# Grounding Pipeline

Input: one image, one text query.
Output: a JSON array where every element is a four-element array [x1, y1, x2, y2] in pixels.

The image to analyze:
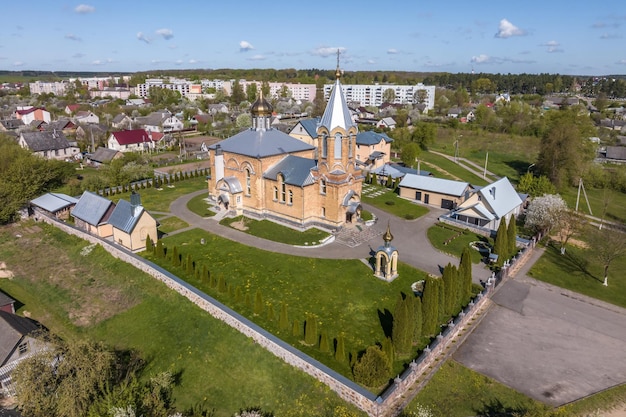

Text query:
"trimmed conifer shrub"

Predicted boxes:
[[335, 333, 346, 363], [235, 286, 243, 303], [459, 247, 473, 305], [201, 265, 208, 283], [421, 275, 439, 337], [319, 331, 330, 353], [185, 254, 194, 274], [507, 214, 517, 259], [266, 303, 275, 322], [381, 336, 394, 367], [353, 345, 391, 387], [209, 272, 217, 289], [292, 319, 301, 338], [392, 294, 412, 356], [145, 235, 152, 253], [218, 275, 227, 293], [171, 246, 180, 267], [279, 302, 289, 330], [412, 295, 423, 344], [304, 314, 318, 346], [493, 217, 509, 266], [254, 290, 263, 315]]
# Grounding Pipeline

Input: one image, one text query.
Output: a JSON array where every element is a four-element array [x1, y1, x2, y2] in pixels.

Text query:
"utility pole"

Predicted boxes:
[[483, 152, 489, 180]]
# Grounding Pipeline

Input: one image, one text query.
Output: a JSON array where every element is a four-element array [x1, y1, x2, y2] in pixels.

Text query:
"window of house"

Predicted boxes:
[[18, 342, 28, 355], [320, 179, 326, 195], [273, 186, 278, 201], [321, 134, 328, 158], [321, 207, 326, 217], [288, 190, 293, 205], [348, 135, 353, 158], [281, 182, 286, 203]]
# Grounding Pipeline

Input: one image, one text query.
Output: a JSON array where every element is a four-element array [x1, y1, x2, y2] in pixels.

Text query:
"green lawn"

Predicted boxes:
[[408, 360, 542, 417], [559, 185, 626, 224], [528, 241, 626, 309], [122, 176, 207, 212], [419, 152, 489, 186], [362, 184, 429, 220], [0, 223, 365, 417], [156, 216, 189, 234], [426, 223, 489, 264], [145, 228, 431, 381], [219, 216, 330, 246], [186, 192, 216, 217]]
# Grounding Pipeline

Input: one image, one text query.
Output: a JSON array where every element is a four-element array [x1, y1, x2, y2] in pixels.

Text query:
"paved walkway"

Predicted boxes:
[[168, 190, 491, 281]]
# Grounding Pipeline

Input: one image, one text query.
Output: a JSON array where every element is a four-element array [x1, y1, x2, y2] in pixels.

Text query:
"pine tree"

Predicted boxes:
[[235, 286, 243, 303], [266, 303, 275, 321], [386, 175, 393, 188], [459, 247, 473, 306], [209, 272, 217, 289], [145, 235, 152, 252], [507, 214, 517, 259], [365, 171, 371, 184], [381, 336, 395, 367], [352, 345, 391, 388], [279, 302, 289, 330], [292, 319, 301, 338], [185, 254, 194, 274], [421, 275, 439, 337], [304, 314, 318, 345], [319, 331, 330, 353], [335, 333, 346, 363], [254, 290, 263, 315], [201, 265, 208, 284], [493, 218, 509, 266], [412, 295, 423, 344], [392, 294, 412, 356]]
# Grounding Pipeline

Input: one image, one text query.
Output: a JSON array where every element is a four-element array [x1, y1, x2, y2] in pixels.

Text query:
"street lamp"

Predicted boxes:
[[527, 163, 535, 173]]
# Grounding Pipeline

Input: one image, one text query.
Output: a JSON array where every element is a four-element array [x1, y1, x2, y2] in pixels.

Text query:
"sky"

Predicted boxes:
[[1, 0, 626, 76]]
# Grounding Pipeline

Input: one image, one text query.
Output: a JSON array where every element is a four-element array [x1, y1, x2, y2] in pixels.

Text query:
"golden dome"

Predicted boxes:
[[250, 90, 273, 117], [383, 222, 394, 243]]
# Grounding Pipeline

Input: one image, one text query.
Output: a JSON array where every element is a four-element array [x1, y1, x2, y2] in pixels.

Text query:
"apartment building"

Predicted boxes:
[[29, 81, 68, 95], [323, 83, 436, 110]]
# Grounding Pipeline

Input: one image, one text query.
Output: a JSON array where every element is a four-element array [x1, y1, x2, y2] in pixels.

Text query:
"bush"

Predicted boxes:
[[385, 200, 395, 206], [352, 345, 391, 387]]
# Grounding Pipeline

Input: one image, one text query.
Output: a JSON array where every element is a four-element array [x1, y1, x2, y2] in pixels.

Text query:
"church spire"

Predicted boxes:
[[319, 49, 354, 132]]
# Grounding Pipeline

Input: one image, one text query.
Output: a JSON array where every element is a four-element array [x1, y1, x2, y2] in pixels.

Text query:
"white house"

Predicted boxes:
[[75, 111, 100, 125], [107, 129, 158, 152]]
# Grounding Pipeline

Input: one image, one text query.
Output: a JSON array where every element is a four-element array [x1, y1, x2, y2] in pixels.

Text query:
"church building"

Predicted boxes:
[[207, 66, 363, 230]]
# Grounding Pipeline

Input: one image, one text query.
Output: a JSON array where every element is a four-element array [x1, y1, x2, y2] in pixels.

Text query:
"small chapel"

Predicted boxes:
[[207, 63, 364, 230]]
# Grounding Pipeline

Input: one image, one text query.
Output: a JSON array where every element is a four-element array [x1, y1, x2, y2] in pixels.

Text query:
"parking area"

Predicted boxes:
[[454, 278, 626, 406]]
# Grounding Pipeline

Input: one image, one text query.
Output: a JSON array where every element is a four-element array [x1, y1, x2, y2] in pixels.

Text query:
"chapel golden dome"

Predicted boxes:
[[250, 90, 273, 117]]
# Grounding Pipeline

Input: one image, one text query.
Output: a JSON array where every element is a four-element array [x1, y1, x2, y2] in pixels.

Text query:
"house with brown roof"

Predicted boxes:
[[0, 290, 15, 314], [64, 104, 81, 115], [107, 129, 157, 152], [18, 130, 81, 160], [13, 106, 51, 125]]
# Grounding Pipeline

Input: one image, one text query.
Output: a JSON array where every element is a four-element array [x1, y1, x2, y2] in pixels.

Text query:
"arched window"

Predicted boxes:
[[348, 134, 353, 158], [278, 174, 286, 202], [273, 186, 278, 200], [320, 179, 326, 195], [245, 168, 251, 195], [288, 190, 293, 205], [321, 134, 328, 158], [334, 133, 342, 159]]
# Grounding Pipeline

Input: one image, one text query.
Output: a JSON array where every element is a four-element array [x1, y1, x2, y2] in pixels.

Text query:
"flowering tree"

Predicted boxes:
[[524, 194, 567, 235]]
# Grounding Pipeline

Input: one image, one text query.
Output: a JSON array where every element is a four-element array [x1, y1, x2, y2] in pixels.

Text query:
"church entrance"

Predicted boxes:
[[217, 194, 230, 210]]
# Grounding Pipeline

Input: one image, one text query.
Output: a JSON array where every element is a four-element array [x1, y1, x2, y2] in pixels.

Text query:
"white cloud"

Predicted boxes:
[[175, 60, 183, 65], [188, 59, 198, 64], [600, 33, 621, 39], [65, 34, 81, 41], [156, 28, 174, 40], [387, 48, 399, 54], [311, 46, 346, 57], [495, 19, 526, 38], [239, 41, 254, 51], [13, 61, 23, 67], [75, 4, 95, 14], [617, 59, 626, 65], [91, 60, 103, 65], [137, 32, 151, 44], [471, 54, 491, 64], [542, 40, 563, 53], [72, 53, 85, 58], [248, 54, 266, 61]]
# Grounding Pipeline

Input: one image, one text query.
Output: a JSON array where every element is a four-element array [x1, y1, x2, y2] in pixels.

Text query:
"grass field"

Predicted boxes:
[[186, 192, 216, 218], [145, 228, 432, 381], [0, 222, 365, 417], [419, 152, 490, 186], [528, 240, 626, 309], [219, 216, 331, 246], [426, 223, 490, 264], [156, 216, 189, 234], [559, 184, 626, 224], [361, 184, 429, 220]]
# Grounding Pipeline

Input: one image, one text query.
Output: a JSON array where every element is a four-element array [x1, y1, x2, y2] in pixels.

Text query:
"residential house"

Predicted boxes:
[[75, 110, 100, 125], [376, 117, 397, 130], [605, 146, 626, 161], [108, 192, 158, 251], [125, 98, 147, 107], [288, 117, 320, 151], [355, 131, 393, 169], [64, 104, 81, 115], [0, 311, 47, 396], [447, 176, 524, 231], [18, 130, 81, 160], [398, 174, 472, 210], [45, 118, 77, 136], [111, 113, 133, 130], [87, 147, 123, 167], [76, 124, 109, 151], [0, 119, 24, 132], [134, 110, 183, 133], [0, 290, 15, 314], [208, 103, 230, 115], [447, 107, 462, 118], [30, 120, 48, 130], [13, 106, 51, 125], [107, 129, 156, 152], [190, 113, 211, 127], [543, 96, 580, 109], [30, 193, 79, 220], [71, 191, 116, 237], [369, 163, 431, 181], [355, 106, 375, 119]]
